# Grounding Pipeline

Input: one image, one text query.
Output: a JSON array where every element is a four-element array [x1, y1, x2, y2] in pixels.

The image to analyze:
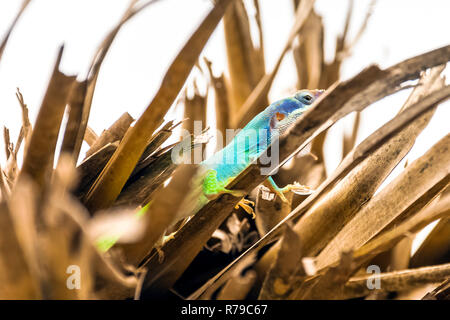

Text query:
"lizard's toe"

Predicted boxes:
[[288, 182, 315, 195], [235, 198, 256, 219]]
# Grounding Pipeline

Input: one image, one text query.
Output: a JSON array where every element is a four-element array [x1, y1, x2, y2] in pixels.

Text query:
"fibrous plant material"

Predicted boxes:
[[0, 1, 449, 301]]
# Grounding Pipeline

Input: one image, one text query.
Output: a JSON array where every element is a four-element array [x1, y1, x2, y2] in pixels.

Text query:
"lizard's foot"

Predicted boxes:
[[267, 177, 314, 203], [280, 181, 314, 196], [235, 198, 256, 219]]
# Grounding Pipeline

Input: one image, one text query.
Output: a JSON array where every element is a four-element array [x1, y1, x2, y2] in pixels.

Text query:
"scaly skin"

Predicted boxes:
[[194, 89, 324, 213]]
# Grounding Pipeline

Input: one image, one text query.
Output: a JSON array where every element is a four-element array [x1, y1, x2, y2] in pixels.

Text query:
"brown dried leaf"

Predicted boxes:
[[259, 224, 304, 299], [19, 47, 77, 193], [217, 270, 257, 300], [71, 0, 161, 160], [224, 0, 266, 114], [316, 134, 450, 270], [85, 112, 134, 158], [341, 262, 450, 300], [233, 0, 315, 128], [410, 217, 450, 267], [119, 164, 198, 267]]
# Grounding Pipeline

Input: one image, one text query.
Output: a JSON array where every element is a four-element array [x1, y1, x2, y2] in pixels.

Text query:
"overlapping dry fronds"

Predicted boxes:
[[0, 0, 448, 300]]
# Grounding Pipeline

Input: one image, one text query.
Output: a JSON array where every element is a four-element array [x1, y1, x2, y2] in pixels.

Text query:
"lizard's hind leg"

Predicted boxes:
[[203, 169, 256, 218], [202, 169, 246, 200]]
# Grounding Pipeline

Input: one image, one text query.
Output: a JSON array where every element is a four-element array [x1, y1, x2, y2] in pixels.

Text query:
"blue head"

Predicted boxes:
[[265, 89, 324, 135]]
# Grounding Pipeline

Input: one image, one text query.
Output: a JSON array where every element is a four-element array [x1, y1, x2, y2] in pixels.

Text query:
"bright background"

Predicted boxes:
[[0, 0, 449, 253]]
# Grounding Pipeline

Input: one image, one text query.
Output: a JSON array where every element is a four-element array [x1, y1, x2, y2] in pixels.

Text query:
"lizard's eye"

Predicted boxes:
[[303, 94, 313, 103], [276, 112, 285, 121]]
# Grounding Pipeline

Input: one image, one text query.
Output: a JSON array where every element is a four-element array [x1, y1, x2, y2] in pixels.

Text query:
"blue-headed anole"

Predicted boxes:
[[96, 89, 324, 252]]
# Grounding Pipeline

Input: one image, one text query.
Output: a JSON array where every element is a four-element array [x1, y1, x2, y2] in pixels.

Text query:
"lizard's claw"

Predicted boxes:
[[267, 176, 314, 203], [283, 181, 315, 196], [235, 198, 256, 219]]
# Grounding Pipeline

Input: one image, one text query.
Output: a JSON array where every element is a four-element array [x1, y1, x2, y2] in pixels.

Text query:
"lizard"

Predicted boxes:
[[180, 89, 324, 219], [96, 89, 324, 253]]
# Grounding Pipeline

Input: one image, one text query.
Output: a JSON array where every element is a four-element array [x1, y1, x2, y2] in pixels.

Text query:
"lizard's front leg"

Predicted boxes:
[[266, 176, 314, 203]]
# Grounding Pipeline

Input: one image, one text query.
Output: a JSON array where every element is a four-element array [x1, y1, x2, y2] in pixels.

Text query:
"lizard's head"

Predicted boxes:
[[269, 89, 324, 134]]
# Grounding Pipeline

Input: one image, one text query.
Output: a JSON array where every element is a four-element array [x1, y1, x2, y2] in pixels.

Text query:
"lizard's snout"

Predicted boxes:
[[311, 89, 325, 98]]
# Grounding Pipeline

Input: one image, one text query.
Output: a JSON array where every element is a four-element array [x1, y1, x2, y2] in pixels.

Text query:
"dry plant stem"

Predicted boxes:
[[234, 0, 315, 128], [410, 217, 450, 267], [0, 165, 10, 199], [259, 225, 305, 299], [342, 112, 360, 157], [37, 156, 140, 299], [85, 0, 235, 213], [293, 11, 323, 90], [3, 127, 11, 159], [75, 142, 119, 200], [316, 133, 450, 270], [292, 251, 356, 300], [84, 126, 99, 146], [54, 195, 139, 300], [217, 270, 257, 300], [8, 178, 42, 293], [253, 0, 265, 64], [130, 121, 177, 177], [255, 183, 293, 236], [15, 88, 32, 155], [182, 90, 207, 136], [389, 237, 413, 271], [13, 127, 24, 160], [349, 182, 450, 267], [0, 203, 38, 298], [85, 112, 134, 158], [114, 147, 179, 207], [224, 0, 266, 114], [70, 0, 160, 161], [59, 80, 88, 161], [295, 181, 450, 300], [341, 262, 450, 300], [204, 58, 230, 149], [256, 65, 445, 277], [422, 279, 450, 300], [0, 0, 31, 64], [187, 47, 450, 299], [119, 164, 198, 266], [18, 47, 77, 194]]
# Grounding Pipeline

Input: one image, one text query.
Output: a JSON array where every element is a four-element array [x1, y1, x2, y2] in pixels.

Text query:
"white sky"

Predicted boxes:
[[0, 0, 448, 164]]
